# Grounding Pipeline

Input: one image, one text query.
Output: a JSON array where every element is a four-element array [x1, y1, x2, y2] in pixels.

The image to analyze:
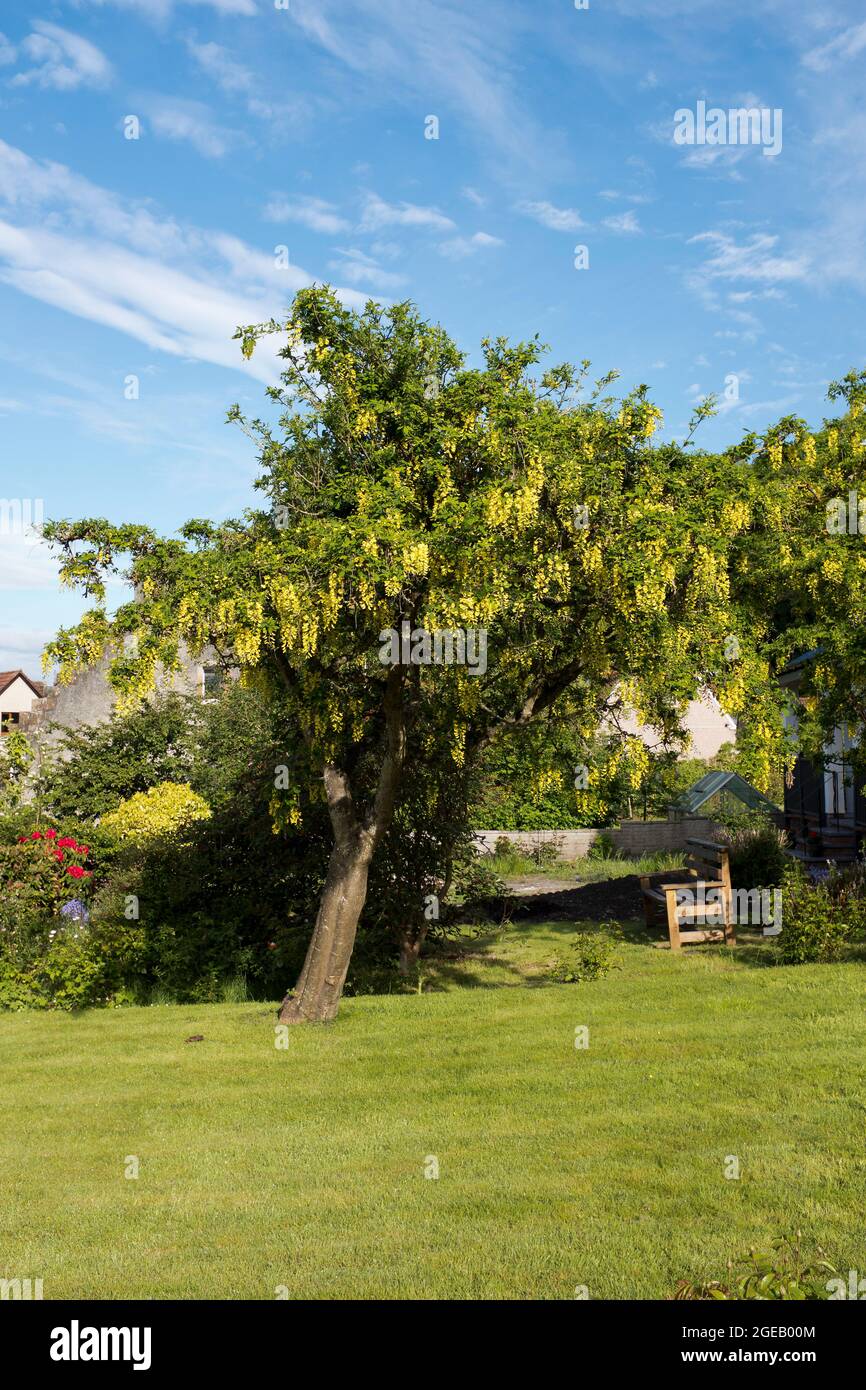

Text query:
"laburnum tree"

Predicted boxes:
[[44, 286, 782, 1024], [735, 370, 866, 779]]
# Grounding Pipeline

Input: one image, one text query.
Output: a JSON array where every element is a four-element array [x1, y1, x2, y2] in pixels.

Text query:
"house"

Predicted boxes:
[[0, 670, 45, 733], [18, 645, 229, 744], [602, 689, 737, 760], [779, 652, 866, 863]]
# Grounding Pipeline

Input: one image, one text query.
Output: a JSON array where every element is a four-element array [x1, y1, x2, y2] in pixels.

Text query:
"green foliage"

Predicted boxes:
[[547, 930, 618, 983], [41, 694, 197, 821], [0, 729, 33, 810], [100, 781, 211, 845], [721, 819, 790, 889], [775, 864, 862, 965], [0, 824, 139, 1011], [673, 1233, 837, 1301]]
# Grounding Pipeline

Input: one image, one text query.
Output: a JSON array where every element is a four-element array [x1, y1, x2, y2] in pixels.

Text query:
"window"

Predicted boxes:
[[202, 667, 223, 699], [1, 711, 20, 734]]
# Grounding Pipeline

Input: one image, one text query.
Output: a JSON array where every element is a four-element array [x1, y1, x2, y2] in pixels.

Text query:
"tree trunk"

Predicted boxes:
[[279, 667, 406, 1024], [279, 835, 373, 1023], [397, 927, 427, 977]]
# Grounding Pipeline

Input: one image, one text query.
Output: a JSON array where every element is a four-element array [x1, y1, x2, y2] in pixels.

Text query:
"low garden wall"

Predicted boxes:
[[474, 816, 723, 861]]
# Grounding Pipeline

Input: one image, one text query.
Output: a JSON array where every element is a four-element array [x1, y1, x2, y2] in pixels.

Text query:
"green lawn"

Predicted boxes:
[[2, 919, 865, 1300]]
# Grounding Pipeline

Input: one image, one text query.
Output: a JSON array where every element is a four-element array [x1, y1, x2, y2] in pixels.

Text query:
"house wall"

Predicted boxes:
[[0, 675, 41, 717], [20, 647, 217, 743], [603, 691, 736, 760]]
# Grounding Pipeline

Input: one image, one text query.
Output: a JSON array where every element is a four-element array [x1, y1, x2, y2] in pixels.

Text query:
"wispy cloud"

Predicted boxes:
[[801, 21, 866, 73], [359, 192, 455, 233], [602, 210, 642, 234], [0, 140, 370, 384], [289, 0, 569, 181], [437, 231, 503, 259], [327, 248, 407, 291], [264, 195, 351, 235], [517, 200, 584, 232], [9, 21, 112, 91], [687, 231, 810, 285], [74, 0, 257, 16], [142, 96, 239, 158]]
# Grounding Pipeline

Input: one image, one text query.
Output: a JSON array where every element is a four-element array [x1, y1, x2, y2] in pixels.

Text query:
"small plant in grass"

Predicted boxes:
[[672, 1233, 838, 1300], [548, 928, 618, 983]]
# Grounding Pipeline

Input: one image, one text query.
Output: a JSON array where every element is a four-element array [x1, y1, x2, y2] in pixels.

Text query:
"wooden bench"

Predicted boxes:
[[640, 838, 735, 951]]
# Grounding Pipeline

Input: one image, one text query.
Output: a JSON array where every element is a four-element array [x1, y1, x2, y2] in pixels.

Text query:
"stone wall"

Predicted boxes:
[[474, 817, 724, 861]]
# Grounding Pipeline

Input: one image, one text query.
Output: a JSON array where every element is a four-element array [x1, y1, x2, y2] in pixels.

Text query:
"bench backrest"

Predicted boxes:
[[685, 838, 731, 889]]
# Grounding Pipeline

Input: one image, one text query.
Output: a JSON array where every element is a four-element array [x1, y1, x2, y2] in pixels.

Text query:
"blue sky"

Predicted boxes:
[[1, 0, 864, 674]]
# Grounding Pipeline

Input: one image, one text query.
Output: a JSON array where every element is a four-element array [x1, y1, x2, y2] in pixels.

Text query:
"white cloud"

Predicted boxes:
[[461, 186, 486, 207], [186, 39, 255, 94], [359, 192, 455, 233], [143, 97, 238, 159], [74, 0, 257, 15], [0, 534, 59, 592], [598, 189, 651, 203], [0, 32, 16, 66], [327, 249, 407, 292], [688, 231, 809, 285], [517, 200, 584, 232], [602, 210, 642, 234], [0, 140, 370, 385], [10, 21, 112, 91], [0, 624, 54, 676], [264, 195, 350, 235], [802, 21, 866, 73], [437, 231, 504, 259], [289, 0, 567, 179]]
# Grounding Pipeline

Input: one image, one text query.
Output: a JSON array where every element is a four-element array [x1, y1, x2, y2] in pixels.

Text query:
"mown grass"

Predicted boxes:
[[1, 918, 864, 1300]]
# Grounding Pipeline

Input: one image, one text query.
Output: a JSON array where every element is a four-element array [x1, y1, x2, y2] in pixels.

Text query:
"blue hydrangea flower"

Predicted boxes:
[[61, 899, 90, 924]]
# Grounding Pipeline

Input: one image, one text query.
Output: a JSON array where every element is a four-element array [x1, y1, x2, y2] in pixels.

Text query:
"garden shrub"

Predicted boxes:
[[40, 694, 198, 821], [100, 782, 211, 845], [0, 826, 140, 1010], [775, 864, 862, 965], [721, 817, 790, 889]]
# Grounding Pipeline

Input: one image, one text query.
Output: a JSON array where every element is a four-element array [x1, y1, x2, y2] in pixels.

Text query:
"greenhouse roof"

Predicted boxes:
[[673, 770, 780, 816]]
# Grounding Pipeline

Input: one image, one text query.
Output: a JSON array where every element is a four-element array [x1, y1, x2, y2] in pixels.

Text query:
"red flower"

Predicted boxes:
[[54, 850, 64, 862], [78, 846, 90, 856], [66, 865, 86, 879], [30, 831, 43, 840], [44, 828, 58, 840], [17, 835, 26, 843], [57, 837, 78, 849]]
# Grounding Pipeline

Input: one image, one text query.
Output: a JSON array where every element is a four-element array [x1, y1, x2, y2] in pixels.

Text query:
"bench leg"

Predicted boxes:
[[640, 877, 655, 929], [665, 891, 682, 951], [723, 890, 735, 948]]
